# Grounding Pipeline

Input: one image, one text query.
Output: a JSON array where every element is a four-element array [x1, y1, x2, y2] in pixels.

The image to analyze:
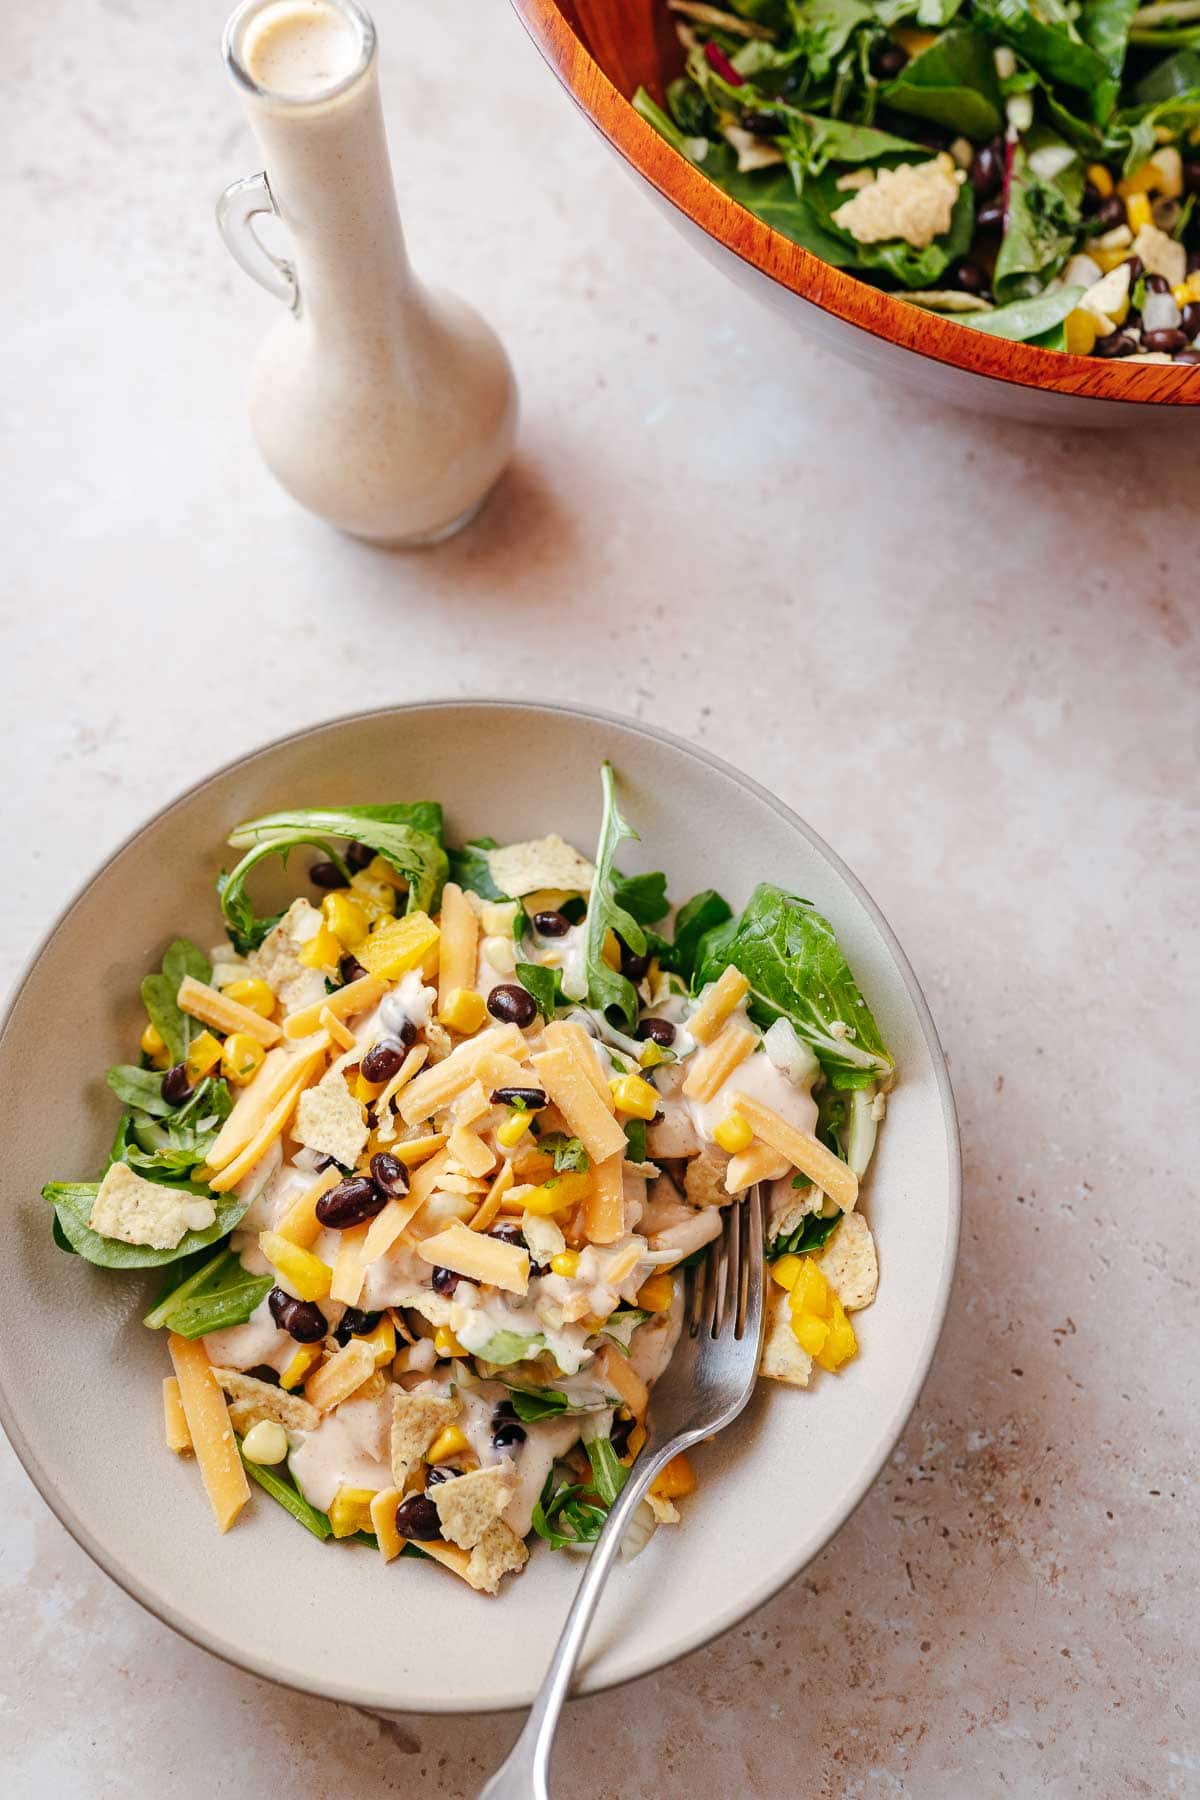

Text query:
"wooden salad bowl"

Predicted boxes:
[[511, 0, 1200, 424]]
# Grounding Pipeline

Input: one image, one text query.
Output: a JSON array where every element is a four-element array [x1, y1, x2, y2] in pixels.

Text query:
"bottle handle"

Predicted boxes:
[[216, 171, 299, 312]]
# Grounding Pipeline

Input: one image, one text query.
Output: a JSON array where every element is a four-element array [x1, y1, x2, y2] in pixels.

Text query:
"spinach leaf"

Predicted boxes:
[[538, 1133, 590, 1174], [1081, 0, 1140, 118], [163, 1272, 274, 1339], [43, 1181, 249, 1270], [106, 1064, 175, 1117], [243, 1454, 332, 1540], [623, 1118, 648, 1165], [662, 889, 733, 982], [225, 804, 448, 921], [515, 961, 566, 1020], [611, 870, 670, 926], [974, 0, 1110, 89], [768, 1211, 843, 1258], [144, 1245, 235, 1327], [448, 836, 509, 901], [583, 764, 649, 1033], [1133, 47, 1200, 101], [118, 1075, 232, 1181], [881, 28, 1004, 137], [808, 162, 977, 287], [956, 282, 1085, 337], [141, 938, 211, 1063], [531, 1471, 609, 1549], [994, 132, 1084, 302], [693, 883, 892, 1089], [52, 1213, 78, 1255], [585, 1436, 630, 1506], [789, 0, 875, 80]]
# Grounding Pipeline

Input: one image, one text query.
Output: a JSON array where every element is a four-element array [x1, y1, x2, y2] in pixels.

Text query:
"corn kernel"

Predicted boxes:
[[426, 1423, 470, 1464], [298, 924, 341, 970], [347, 880, 395, 926], [770, 1253, 805, 1292], [355, 1315, 396, 1366], [259, 1230, 332, 1302], [1125, 192, 1153, 233], [184, 1030, 224, 1086], [639, 1040, 666, 1070], [1064, 308, 1097, 357], [497, 1111, 532, 1148], [241, 1419, 288, 1465], [650, 1451, 696, 1500], [321, 890, 369, 949], [480, 901, 519, 936], [1118, 162, 1158, 200], [1186, 272, 1200, 302], [1092, 245, 1132, 275], [279, 1343, 323, 1389], [438, 987, 488, 1035], [328, 1486, 377, 1538], [713, 1110, 754, 1154], [355, 912, 440, 981], [221, 976, 275, 1018], [792, 1311, 830, 1356], [1086, 162, 1113, 198], [481, 935, 516, 974], [637, 1271, 675, 1313], [434, 1325, 465, 1358], [140, 1021, 166, 1060], [550, 1250, 581, 1278], [521, 1170, 592, 1216], [814, 1295, 858, 1373], [1172, 283, 1192, 308], [608, 1073, 660, 1120], [222, 1031, 266, 1086]]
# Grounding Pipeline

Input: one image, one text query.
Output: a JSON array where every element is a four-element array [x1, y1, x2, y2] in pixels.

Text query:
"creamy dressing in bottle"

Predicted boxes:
[[220, 0, 517, 544]]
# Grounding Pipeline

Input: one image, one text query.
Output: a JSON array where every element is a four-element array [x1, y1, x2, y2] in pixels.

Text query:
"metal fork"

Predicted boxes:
[[479, 1186, 766, 1800]]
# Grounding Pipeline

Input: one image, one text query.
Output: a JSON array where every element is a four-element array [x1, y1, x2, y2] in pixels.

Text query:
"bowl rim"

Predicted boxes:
[[0, 698, 961, 1711], [511, 0, 1200, 410]]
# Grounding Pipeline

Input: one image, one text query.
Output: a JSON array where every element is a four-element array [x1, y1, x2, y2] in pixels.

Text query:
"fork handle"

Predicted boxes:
[[478, 1436, 689, 1800]]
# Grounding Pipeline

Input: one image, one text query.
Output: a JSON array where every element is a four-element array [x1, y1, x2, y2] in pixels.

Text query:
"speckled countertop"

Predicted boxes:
[[2, 1, 1197, 1794]]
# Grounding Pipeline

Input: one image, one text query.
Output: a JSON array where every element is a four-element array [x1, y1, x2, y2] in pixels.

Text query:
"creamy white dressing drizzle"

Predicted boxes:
[[683, 1032, 818, 1141], [288, 1400, 394, 1513], [203, 1292, 293, 1373]]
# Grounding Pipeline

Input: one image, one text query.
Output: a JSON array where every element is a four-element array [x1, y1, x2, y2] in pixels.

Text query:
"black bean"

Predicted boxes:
[[1145, 272, 1170, 295], [309, 860, 345, 889], [490, 1224, 526, 1250], [1173, 347, 1200, 362], [339, 955, 367, 985], [486, 984, 538, 1028], [1123, 255, 1144, 285], [361, 1036, 408, 1083], [370, 1152, 410, 1197], [490, 1086, 548, 1109], [161, 1063, 193, 1105], [493, 1400, 518, 1420], [1143, 328, 1189, 352], [316, 1175, 387, 1229], [424, 1465, 460, 1487], [1092, 328, 1140, 358], [268, 1287, 327, 1343], [871, 40, 909, 78], [635, 1017, 677, 1047], [954, 260, 989, 295], [976, 199, 1005, 232], [492, 1420, 527, 1451], [334, 1306, 382, 1345], [1082, 181, 1102, 216], [1184, 161, 1200, 196], [431, 1266, 460, 1297], [616, 934, 651, 982], [1181, 303, 1200, 340], [1188, 247, 1200, 274], [247, 1364, 282, 1386], [531, 909, 570, 937], [1093, 194, 1126, 231], [394, 1494, 442, 1540], [969, 139, 1003, 197], [345, 841, 374, 871], [610, 1413, 635, 1457], [740, 107, 786, 136]]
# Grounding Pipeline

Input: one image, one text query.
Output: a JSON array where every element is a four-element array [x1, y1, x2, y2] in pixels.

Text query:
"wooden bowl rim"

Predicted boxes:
[[512, 0, 1200, 408]]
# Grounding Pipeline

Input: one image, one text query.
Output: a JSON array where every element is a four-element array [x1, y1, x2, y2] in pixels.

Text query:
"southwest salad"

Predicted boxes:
[[636, 0, 1200, 363], [46, 766, 890, 1593]]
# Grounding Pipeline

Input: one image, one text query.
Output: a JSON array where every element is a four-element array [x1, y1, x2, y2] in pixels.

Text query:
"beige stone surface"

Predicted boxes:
[[2, 0, 1197, 1794]]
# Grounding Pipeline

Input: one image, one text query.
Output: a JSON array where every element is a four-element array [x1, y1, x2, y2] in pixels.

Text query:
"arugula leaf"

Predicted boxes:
[[956, 282, 1085, 338], [585, 1436, 630, 1506], [881, 28, 1004, 137], [993, 132, 1085, 303], [531, 1471, 609, 1549], [538, 1133, 590, 1174], [768, 1211, 843, 1258], [476, 1329, 546, 1367], [141, 938, 211, 1063], [583, 764, 648, 1032], [43, 1181, 249, 1270], [242, 1454, 332, 1540], [515, 961, 566, 1021], [693, 883, 892, 1090], [225, 804, 448, 927], [502, 1384, 609, 1422], [600, 1307, 652, 1352], [448, 837, 509, 901], [611, 870, 670, 926]]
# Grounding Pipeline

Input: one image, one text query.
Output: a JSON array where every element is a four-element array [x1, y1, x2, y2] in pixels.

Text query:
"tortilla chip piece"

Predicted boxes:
[[816, 1210, 878, 1311], [294, 1074, 368, 1170], [486, 834, 594, 899], [212, 1367, 320, 1433], [759, 1285, 813, 1388], [466, 1520, 529, 1593], [684, 1144, 732, 1209], [646, 1491, 680, 1525], [248, 898, 329, 1014], [389, 1391, 461, 1487], [432, 1462, 517, 1550]]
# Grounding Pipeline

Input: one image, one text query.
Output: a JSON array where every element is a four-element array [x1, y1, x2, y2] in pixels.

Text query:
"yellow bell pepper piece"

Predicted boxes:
[[814, 1295, 858, 1372], [792, 1312, 830, 1357], [328, 1486, 378, 1538], [426, 1424, 470, 1465], [636, 1271, 675, 1313], [355, 1316, 396, 1367], [184, 1031, 224, 1086], [298, 924, 341, 970], [770, 1254, 804, 1292], [259, 1231, 333, 1303], [650, 1451, 696, 1500], [521, 1170, 592, 1216], [321, 891, 369, 949], [355, 911, 440, 981], [279, 1343, 324, 1390]]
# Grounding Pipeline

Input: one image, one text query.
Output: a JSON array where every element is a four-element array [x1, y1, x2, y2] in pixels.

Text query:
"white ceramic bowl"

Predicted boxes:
[[0, 702, 959, 1711]]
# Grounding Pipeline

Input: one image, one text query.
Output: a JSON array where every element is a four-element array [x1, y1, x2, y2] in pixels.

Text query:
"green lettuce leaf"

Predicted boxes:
[[141, 939, 211, 1064], [583, 764, 648, 1032], [882, 28, 1004, 137], [956, 283, 1085, 338], [448, 836, 509, 900]]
